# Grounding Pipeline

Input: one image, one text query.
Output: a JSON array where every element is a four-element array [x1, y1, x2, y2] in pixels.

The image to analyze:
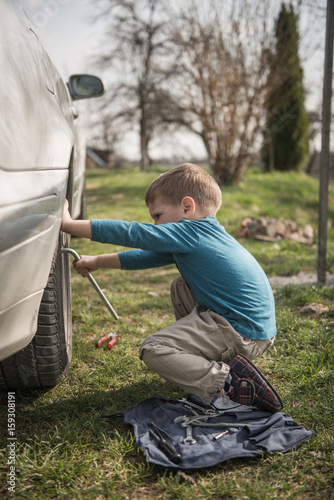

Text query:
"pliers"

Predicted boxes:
[[95, 333, 119, 350]]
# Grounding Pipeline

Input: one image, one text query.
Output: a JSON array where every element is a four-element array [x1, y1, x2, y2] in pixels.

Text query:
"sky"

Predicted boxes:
[[20, 0, 102, 79], [19, 0, 328, 159], [19, 0, 327, 93], [19, 0, 207, 159]]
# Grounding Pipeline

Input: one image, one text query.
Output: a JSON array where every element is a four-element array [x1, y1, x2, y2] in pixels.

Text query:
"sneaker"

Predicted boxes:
[[228, 355, 283, 413]]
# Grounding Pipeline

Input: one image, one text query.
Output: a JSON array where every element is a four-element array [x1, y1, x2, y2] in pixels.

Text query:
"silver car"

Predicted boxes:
[[0, 0, 104, 389]]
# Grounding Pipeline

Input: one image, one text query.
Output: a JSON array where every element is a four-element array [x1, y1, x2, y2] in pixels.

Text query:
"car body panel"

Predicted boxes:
[[0, 169, 67, 305], [0, 168, 68, 360], [0, 3, 74, 172], [0, 292, 43, 362], [0, 0, 104, 362]]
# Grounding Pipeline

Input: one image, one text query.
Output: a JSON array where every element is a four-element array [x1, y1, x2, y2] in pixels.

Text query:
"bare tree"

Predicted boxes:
[[160, 0, 275, 184], [92, 102, 123, 166], [92, 0, 172, 170], [90, 0, 323, 181]]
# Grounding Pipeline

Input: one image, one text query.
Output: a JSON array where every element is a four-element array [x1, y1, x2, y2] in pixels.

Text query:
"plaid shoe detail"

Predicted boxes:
[[231, 379, 256, 406], [229, 355, 283, 413]]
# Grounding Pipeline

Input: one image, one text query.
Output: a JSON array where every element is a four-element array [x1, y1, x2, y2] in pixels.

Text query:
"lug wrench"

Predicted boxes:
[[61, 247, 119, 320]]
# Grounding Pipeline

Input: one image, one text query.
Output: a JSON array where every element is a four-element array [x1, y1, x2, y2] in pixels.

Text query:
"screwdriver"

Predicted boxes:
[[149, 424, 181, 464]]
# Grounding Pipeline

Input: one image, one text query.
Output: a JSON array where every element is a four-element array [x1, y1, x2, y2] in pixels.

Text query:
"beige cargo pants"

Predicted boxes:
[[140, 276, 275, 404]]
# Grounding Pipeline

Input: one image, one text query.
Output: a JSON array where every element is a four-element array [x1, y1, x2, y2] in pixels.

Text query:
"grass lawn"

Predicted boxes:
[[1, 166, 333, 499]]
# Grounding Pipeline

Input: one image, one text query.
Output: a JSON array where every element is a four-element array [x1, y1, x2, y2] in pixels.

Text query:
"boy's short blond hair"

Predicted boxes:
[[145, 163, 222, 216]]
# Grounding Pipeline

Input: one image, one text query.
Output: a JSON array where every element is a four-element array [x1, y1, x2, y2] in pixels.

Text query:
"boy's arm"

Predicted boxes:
[[61, 201, 121, 276], [61, 200, 92, 239]]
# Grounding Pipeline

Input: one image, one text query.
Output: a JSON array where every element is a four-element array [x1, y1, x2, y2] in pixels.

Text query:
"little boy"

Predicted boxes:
[[61, 163, 282, 412]]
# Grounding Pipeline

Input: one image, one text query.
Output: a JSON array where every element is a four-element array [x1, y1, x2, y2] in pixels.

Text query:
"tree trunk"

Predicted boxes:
[[140, 115, 150, 170]]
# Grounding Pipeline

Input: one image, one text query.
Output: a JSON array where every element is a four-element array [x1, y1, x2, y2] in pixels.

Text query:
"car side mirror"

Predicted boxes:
[[67, 74, 104, 100]]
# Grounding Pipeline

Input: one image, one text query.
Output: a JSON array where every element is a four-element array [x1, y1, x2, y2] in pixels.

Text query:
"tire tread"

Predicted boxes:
[[0, 234, 72, 390]]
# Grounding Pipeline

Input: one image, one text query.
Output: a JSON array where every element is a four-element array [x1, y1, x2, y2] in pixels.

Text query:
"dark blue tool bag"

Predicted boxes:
[[123, 396, 315, 470]]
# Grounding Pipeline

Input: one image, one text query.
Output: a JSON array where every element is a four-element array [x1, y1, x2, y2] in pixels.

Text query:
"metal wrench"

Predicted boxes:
[[177, 398, 217, 414], [174, 412, 221, 426], [183, 425, 196, 444], [175, 413, 247, 429], [185, 420, 246, 428], [61, 247, 119, 320]]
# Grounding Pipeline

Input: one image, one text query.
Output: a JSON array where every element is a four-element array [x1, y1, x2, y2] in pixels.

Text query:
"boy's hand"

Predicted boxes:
[[61, 199, 72, 231], [60, 199, 92, 238], [73, 255, 99, 278]]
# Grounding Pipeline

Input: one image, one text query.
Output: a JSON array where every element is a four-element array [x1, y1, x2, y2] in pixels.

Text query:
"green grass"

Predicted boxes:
[[1, 166, 334, 499]]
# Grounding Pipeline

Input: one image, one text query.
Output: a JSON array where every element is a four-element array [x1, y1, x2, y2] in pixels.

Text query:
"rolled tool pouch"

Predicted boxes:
[[123, 397, 315, 470]]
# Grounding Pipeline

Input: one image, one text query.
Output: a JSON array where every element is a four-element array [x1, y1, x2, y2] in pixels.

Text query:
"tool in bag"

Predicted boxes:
[[149, 422, 181, 464], [174, 412, 247, 429], [212, 430, 229, 441]]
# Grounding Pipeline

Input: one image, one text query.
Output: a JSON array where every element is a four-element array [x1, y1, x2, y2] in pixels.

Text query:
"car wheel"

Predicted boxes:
[[0, 233, 72, 390]]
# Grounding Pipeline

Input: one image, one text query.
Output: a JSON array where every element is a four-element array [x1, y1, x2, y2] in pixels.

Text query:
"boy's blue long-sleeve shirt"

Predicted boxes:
[[91, 217, 276, 340]]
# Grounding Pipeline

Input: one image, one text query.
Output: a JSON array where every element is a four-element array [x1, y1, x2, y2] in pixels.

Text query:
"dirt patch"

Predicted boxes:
[[269, 272, 334, 288]]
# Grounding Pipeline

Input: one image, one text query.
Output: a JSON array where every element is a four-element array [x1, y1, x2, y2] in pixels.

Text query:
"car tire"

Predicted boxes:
[[0, 232, 72, 390]]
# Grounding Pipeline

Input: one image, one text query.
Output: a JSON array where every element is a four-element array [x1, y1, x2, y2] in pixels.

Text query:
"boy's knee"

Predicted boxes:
[[141, 347, 152, 367], [140, 338, 175, 373], [140, 344, 164, 374], [140, 336, 158, 361]]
